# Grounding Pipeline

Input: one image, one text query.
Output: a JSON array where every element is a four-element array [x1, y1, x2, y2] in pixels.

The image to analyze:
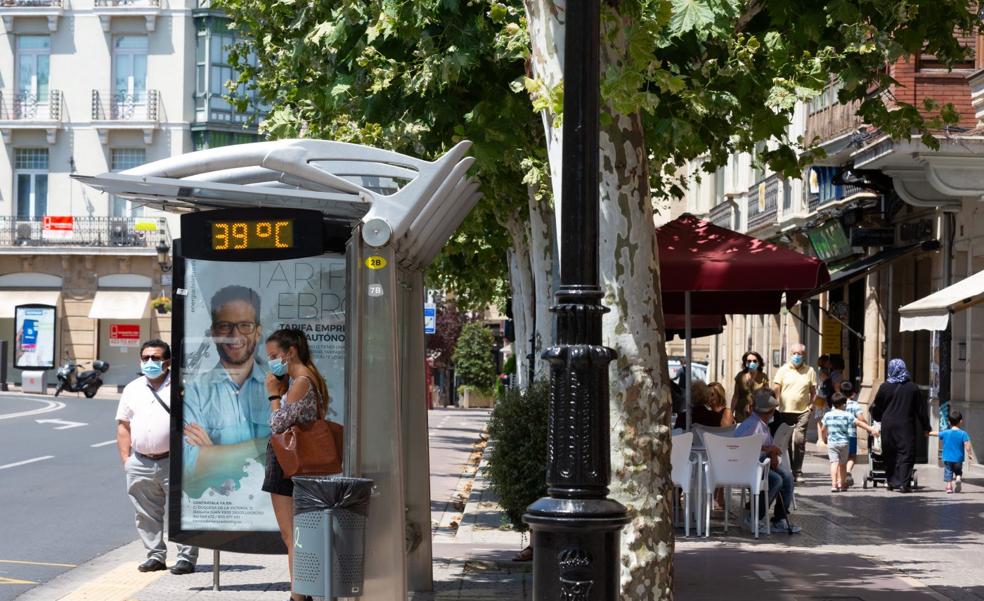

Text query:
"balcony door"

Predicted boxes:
[[15, 149, 49, 219], [15, 36, 50, 119], [112, 36, 148, 119]]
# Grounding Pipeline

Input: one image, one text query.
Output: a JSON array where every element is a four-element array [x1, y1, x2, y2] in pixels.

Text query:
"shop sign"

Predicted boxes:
[[109, 324, 141, 347], [850, 227, 895, 247], [807, 219, 853, 262], [821, 315, 843, 356], [899, 220, 933, 243], [42, 216, 73, 240]]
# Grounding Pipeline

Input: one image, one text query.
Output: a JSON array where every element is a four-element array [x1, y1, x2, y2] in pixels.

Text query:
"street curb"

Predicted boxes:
[[14, 540, 144, 601], [433, 430, 487, 542]]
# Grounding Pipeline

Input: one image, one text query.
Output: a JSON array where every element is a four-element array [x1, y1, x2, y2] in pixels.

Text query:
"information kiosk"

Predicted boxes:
[[76, 139, 481, 600]]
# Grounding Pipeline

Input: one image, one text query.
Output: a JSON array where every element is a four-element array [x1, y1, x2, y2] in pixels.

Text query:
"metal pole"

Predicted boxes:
[[685, 291, 692, 431], [212, 549, 220, 591], [524, 0, 629, 598]]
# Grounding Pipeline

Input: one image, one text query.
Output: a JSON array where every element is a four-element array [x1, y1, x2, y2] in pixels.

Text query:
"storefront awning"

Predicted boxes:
[[0, 290, 61, 318], [899, 269, 984, 332], [88, 289, 151, 319], [806, 240, 940, 297]]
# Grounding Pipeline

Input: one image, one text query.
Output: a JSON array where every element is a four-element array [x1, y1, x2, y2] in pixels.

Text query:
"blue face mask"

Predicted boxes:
[[268, 357, 287, 377], [791, 355, 803, 367], [747, 361, 759, 371], [141, 360, 164, 379]]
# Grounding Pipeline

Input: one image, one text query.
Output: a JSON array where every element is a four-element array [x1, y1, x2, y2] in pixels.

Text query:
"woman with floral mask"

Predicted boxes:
[[731, 351, 769, 422], [262, 328, 329, 601]]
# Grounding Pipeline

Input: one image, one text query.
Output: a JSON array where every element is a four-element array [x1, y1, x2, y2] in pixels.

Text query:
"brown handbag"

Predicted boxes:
[[271, 419, 344, 478]]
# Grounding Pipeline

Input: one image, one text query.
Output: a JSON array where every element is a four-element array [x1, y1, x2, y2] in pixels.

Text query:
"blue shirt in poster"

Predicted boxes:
[[939, 428, 971, 463]]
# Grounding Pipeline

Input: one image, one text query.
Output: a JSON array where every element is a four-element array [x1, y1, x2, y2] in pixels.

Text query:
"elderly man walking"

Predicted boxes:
[[772, 343, 817, 482]]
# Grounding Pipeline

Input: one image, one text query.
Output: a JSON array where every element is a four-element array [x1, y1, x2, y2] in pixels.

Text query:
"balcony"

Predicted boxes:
[[707, 197, 738, 231], [93, 0, 161, 31], [0, 0, 64, 32], [0, 216, 170, 255], [0, 89, 62, 143], [805, 98, 863, 148], [91, 89, 159, 144], [746, 175, 780, 232]]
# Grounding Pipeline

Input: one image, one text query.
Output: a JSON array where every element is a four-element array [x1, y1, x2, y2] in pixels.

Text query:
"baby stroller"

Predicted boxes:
[[863, 422, 918, 489]]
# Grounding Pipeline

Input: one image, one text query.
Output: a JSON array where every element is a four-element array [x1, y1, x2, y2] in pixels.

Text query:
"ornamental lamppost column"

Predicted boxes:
[[523, 1, 629, 599]]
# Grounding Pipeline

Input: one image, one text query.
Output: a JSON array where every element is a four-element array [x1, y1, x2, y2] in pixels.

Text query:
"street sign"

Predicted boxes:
[[424, 303, 436, 334]]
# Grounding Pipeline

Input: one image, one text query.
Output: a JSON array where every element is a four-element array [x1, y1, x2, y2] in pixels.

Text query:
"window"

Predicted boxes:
[[195, 17, 260, 125], [113, 36, 148, 104], [15, 149, 49, 219], [192, 130, 260, 151], [16, 36, 50, 117], [110, 148, 146, 217]]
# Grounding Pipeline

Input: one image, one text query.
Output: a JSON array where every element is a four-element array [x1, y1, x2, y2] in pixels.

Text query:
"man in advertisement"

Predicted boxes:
[[183, 285, 271, 497]]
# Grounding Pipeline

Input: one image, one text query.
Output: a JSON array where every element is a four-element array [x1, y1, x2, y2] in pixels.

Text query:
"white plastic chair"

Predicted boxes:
[[703, 432, 771, 538], [771, 422, 796, 510], [671, 432, 698, 537], [691, 423, 738, 447]]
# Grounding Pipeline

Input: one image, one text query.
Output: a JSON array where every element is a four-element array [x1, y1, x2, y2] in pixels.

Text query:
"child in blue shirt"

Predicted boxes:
[[821, 393, 879, 492], [930, 411, 974, 493], [840, 382, 867, 487]]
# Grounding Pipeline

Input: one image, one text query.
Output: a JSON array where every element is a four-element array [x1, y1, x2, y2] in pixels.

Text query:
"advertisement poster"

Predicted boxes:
[[179, 255, 346, 532], [14, 305, 56, 369], [109, 324, 141, 348]]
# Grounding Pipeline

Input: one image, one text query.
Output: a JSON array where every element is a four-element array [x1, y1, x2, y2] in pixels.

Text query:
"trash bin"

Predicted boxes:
[[292, 476, 373, 599]]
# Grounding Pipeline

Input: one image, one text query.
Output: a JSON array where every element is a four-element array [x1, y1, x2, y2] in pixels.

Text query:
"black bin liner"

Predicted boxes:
[[293, 476, 373, 516]]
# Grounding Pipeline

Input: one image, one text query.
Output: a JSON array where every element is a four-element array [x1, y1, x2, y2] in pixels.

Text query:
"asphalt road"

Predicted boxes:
[[0, 392, 135, 601], [0, 394, 491, 601]]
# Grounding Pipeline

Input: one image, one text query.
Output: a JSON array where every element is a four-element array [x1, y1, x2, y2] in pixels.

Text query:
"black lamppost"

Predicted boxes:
[[523, 1, 629, 599]]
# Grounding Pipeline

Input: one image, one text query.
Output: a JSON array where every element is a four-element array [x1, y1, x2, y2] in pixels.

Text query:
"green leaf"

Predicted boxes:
[[668, 0, 715, 36]]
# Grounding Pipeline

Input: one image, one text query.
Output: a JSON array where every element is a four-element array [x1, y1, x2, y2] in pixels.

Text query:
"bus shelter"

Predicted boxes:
[[76, 139, 482, 600]]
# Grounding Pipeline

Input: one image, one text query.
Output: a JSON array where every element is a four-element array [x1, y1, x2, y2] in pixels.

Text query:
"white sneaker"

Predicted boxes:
[[954, 479, 962, 493], [772, 518, 802, 534], [743, 515, 769, 534]]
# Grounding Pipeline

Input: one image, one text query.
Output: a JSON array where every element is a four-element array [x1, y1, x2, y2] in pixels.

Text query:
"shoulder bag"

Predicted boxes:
[[271, 419, 344, 478]]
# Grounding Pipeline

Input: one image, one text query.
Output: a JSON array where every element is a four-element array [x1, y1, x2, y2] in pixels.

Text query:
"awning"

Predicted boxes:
[[899, 269, 984, 332], [0, 290, 61, 318], [806, 240, 940, 297], [665, 314, 725, 340], [88, 289, 151, 319], [657, 214, 830, 314]]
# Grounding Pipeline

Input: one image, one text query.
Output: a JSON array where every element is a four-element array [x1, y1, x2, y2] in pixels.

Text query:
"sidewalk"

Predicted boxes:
[[15, 433, 984, 600]]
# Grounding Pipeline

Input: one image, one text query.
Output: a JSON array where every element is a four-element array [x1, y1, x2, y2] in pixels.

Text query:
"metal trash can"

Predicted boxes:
[[292, 476, 373, 599]]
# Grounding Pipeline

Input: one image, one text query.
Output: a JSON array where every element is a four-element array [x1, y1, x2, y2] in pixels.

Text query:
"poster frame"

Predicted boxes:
[[13, 303, 57, 371], [167, 210, 353, 554]]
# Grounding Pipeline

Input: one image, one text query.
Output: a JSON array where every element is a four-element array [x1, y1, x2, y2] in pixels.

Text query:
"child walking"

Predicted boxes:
[[930, 411, 974, 493], [840, 382, 868, 487], [821, 393, 880, 492]]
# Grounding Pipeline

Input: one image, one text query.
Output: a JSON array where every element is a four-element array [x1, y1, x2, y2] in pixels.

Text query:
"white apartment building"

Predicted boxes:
[[0, 0, 261, 388]]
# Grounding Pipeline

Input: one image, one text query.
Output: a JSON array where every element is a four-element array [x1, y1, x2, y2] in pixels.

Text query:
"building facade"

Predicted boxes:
[[0, 0, 261, 388], [678, 48, 984, 462]]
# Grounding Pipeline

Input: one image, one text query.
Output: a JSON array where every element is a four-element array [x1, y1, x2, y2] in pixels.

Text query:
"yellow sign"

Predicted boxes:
[[821, 315, 842, 356], [365, 256, 387, 270]]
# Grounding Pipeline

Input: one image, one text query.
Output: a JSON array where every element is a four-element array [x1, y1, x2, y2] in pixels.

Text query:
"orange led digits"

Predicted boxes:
[[210, 219, 295, 251]]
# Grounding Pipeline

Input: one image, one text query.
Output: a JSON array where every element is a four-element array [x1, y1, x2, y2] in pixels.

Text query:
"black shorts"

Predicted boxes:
[[261, 440, 294, 497]]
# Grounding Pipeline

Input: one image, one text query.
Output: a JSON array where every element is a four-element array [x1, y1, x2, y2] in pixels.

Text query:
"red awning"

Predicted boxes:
[[664, 313, 725, 339], [657, 214, 830, 315]]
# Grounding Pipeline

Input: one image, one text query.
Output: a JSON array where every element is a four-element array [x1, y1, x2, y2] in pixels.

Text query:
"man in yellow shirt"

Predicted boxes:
[[772, 343, 817, 482]]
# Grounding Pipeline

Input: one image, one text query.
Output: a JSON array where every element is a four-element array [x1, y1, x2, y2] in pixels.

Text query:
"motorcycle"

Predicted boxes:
[[54, 359, 110, 398]]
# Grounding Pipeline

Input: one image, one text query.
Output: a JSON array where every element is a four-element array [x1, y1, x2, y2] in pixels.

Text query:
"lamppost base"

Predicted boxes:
[[524, 496, 629, 601]]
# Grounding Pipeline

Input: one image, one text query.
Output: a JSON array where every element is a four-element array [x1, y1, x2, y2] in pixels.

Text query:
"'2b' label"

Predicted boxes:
[[365, 256, 387, 270]]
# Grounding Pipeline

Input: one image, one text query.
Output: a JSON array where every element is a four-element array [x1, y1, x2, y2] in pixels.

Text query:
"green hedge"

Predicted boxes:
[[485, 380, 549, 532]]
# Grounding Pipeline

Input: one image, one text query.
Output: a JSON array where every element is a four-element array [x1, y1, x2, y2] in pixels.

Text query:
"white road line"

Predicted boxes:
[[36, 418, 88, 430], [754, 570, 778, 582], [0, 455, 55, 470], [91, 439, 117, 448], [0, 398, 66, 421]]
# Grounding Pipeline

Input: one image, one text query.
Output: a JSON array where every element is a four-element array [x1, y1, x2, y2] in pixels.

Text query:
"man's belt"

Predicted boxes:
[[136, 451, 169, 460]]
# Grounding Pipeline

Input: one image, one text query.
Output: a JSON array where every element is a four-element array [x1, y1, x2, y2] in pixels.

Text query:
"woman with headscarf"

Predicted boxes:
[[870, 358, 930, 493]]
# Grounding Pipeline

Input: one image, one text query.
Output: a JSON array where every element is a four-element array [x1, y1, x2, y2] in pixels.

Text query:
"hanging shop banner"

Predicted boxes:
[[14, 304, 57, 370], [821, 314, 843, 357], [109, 324, 142, 347], [179, 255, 346, 532]]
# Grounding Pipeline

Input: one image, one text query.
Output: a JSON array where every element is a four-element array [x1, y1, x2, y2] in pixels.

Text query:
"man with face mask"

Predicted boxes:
[[182, 286, 271, 496], [772, 343, 817, 482], [116, 339, 199, 574]]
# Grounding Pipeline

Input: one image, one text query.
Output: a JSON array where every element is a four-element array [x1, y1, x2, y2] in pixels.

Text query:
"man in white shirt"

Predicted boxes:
[[116, 339, 198, 574]]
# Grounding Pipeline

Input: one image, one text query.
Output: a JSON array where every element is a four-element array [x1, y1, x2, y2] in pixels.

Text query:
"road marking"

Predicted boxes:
[[57, 561, 165, 601], [754, 570, 778, 582], [0, 456, 54, 470], [0, 576, 37, 585], [35, 418, 88, 430], [0, 398, 65, 421], [0, 559, 77, 568], [90, 439, 117, 448]]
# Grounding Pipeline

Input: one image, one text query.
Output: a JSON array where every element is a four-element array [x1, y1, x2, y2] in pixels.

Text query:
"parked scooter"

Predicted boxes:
[[54, 359, 110, 398]]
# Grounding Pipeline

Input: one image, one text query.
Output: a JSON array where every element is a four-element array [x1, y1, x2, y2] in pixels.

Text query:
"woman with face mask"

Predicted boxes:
[[731, 351, 769, 422], [262, 328, 329, 601]]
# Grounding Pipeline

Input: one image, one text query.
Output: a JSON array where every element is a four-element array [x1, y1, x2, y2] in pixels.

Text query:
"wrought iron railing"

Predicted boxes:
[[91, 89, 159, 121], [0, 0, 63, 7], [0, 90, 62, 121], [747, 175, 780, 229], [708, 199, 736, 231], [0, 216, 170, 248], [805, 97, 863, 144]]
